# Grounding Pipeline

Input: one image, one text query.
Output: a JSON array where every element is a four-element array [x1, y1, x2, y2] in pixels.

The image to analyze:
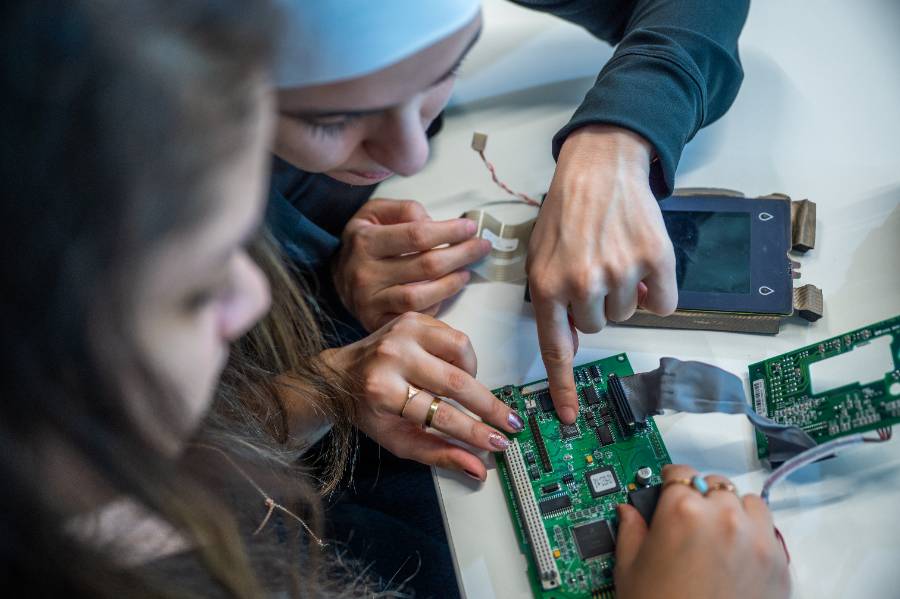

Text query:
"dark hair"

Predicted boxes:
[[0, 0, 283, 595]]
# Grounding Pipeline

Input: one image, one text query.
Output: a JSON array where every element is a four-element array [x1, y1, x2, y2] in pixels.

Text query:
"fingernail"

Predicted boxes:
[[464, 469, 484, 482], [774, 526, 791, 564], [489, 432, 510, 450], [559, 406, 576, 424], [464, 219, 477, 234], [508, 411, 524, 431], [480, 239, 492, 253]]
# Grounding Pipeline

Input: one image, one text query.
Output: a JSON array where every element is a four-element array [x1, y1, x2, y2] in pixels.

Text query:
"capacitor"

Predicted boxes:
[[635, 466, 653, 487]]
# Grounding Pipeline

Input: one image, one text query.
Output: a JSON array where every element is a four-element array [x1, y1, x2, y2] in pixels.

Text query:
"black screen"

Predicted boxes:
[[662, 211, 751, 294]]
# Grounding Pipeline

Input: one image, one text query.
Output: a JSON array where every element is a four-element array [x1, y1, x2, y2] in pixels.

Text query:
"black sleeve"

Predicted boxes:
[[511, 0, 749, 198]]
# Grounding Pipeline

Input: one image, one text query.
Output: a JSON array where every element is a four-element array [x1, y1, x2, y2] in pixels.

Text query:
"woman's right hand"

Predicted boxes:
[[320, 311, 524, 481], [615, 464, 791, 599]]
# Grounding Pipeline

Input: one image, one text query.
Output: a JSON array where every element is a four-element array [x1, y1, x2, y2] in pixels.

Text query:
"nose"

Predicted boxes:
[[218, 252, 271, 342], [363, 106, 430, 177]]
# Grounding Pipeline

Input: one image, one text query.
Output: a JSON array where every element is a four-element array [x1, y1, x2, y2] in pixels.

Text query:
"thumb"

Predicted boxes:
[[615, 503, 648, 573]]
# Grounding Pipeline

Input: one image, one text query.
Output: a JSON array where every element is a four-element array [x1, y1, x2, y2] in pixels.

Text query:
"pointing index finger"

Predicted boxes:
[[533, 297, 579, 424]]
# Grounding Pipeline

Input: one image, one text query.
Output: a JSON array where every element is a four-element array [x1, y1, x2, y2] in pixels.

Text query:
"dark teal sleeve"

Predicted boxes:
[[511, 0, 749, 198]]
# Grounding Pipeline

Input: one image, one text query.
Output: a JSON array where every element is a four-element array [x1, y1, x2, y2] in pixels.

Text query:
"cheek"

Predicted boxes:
[[420, 80, 455, 124], [273, 116, 362, 173]]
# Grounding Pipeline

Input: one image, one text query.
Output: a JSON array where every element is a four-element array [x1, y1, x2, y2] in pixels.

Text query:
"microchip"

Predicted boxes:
[[559, 423, 580, 440], [590, 365, 602, 380], [585, 467, 620, 498], [538, 391, 554, 413], [583, 386, 600, 406], [562, 473, 575, 484], [572, 520, 616, 560], [542, 483, 560, 494], [538, 494, 572, 516], [595, 424, 614, 446], [525, 452, 536, 465], [529, 467, 540, 481], [584, 411, 595, 421], [628, 484, 663, 525]]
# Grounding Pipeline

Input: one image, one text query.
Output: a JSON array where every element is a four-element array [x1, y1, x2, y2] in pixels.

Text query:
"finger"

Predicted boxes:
[[569, 291, 607, 334], [532, 298, 578, 424], [411, 317, 478, 376], [405, 392, 510, 453], [374, 270, 470, 315], [604, 271, 641, 323], [703, 474, 741, 508], [742, 495, 790, 565], [389, 237, 490, 283], [377, 415, 488, 481], [408, 348, 524, 434], [364, 198, 431, 225], [639, 252, 678, 316], [367, 219, 481, 257], [614, 503, 649, 574], [659, 464, 701, 502], [636, 282, 649, 309]]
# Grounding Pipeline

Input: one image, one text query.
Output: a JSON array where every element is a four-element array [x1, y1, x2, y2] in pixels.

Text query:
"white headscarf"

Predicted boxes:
[[273, 0, 481, 89]]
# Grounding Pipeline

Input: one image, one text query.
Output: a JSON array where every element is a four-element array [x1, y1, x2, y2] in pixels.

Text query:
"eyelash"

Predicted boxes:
[[186, 274, 233, 311], [306, 114, 360, 138]]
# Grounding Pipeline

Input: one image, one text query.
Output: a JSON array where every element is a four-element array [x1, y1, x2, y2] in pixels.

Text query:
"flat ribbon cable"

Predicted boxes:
[[462, 208, 536, 282]]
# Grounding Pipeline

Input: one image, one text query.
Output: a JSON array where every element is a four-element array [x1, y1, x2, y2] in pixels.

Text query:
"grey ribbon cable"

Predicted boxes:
[[619, 358, 817, 463]]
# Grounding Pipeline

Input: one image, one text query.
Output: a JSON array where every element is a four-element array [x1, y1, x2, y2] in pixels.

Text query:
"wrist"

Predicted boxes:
[[559, 124, 654, 176]]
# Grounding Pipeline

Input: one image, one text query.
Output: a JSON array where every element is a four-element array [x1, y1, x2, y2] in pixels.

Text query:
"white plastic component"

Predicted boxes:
[[505, 439, 560, 590]]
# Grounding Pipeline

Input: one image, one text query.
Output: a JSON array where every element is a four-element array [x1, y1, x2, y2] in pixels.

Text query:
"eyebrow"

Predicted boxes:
[[282, 25, 483, 120]]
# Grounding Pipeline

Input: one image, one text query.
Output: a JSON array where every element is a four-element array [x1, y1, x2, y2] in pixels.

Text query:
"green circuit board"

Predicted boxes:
[[493, 354, 671, 599], [751, 315, 900, 460]]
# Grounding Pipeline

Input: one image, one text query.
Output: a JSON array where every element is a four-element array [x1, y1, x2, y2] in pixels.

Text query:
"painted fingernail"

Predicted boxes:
[[464, 219, 477, 234], [489, 432, 510, 450], [774, 526, 791, 564], [464, 469, 484, 482], [508, 411, 525, 431], [479, 239, 492, 252]]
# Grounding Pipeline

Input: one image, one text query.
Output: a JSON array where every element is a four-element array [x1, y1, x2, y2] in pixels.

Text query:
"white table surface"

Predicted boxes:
[[378, 1, 900, 597]]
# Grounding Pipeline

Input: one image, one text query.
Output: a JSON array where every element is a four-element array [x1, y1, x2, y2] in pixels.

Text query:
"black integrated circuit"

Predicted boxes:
[[559, 423, 580, 440], [590, 365, 602, 380], [572, 520, 616, 560], [583, 385, 600, 406], [529, 413, 553, 473], [595, 423, 614, 446], [537, 391, 554, 413], [538, 494, 572, 516], [607, 374, 642, 437]]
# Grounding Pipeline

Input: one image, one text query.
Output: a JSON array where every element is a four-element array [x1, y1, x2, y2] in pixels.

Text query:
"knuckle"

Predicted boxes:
[[540, 345, 571, 367], [672, 494, 704, 522], [373, 337, 401, 361], [396, 311, 421, 328], [432, 402, 453, 429], [396, 285, 422, 311], [719, 506, 744, 539], [406, 225, 429, 250], [419, 252, 445, 279], [445, 369, 468, 393]]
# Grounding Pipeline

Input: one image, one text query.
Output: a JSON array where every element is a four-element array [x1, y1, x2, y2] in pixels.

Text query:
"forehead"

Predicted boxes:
[[277, 13, 481, 113]]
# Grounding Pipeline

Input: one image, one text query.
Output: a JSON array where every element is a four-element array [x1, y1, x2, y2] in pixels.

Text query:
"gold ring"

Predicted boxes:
[[424, 397, 441, 429], [706, 481, 737, 495], [663, 475, 709, 495], [400, 385, 420, 418]]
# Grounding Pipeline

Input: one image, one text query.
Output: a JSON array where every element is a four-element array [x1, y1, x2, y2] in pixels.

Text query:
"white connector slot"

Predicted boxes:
[[505, 439, 560, 590]]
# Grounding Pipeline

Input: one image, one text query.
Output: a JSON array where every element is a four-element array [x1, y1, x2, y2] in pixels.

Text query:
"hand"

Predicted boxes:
[[320, 312, 525, 481], [615, 464, 791, 599], [527, 125, 678, 423], [332, 198, 491, 332]]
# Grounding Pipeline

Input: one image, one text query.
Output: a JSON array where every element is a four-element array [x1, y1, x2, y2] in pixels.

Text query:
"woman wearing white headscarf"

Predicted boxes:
[[266, 3, 788, 599]]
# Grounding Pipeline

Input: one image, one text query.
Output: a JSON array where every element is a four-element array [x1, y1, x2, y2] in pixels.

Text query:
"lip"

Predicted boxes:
[[345, 169, 393, 183]]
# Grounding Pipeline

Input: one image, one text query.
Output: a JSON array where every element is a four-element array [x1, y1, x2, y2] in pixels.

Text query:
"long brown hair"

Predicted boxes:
[[0, 0, 376, 597]]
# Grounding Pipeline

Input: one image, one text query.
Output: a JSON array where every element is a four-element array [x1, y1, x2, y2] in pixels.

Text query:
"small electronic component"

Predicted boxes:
[[583, 385, 600, 406], [539, 494, 572, 516], [529, 413, 553, 473], [525, 452, 536, 466], [560, 423, 580, 441], [635, 466, 653, 487], [585, 467, 620, 499], [538, 391, 555, 413], [562, 473, 575, 485], [572, 520, 616, 560], [529, 467, 540, 481], [542, 483, 560, 494], [628, 484, 663, 525], [595, 423, 614, 447], [751, 315, 900, 460], [590, 365, 602, 380], [584, 455, 593, 465]]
